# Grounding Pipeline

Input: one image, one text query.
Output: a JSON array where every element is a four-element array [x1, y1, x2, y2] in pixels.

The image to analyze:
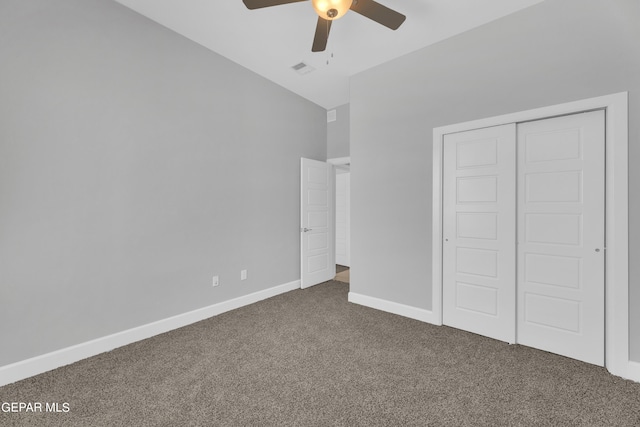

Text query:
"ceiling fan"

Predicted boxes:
[[242, 0, 406, 52]]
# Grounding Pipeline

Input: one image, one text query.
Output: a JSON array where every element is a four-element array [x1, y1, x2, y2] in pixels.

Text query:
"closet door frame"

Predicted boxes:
[[431, 92, 629, 379]]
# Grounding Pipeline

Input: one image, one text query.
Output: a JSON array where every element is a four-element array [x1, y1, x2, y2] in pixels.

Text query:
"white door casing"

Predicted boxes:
[[517, 111, 605, 365], [335, 171, 350, 267], [301, 158, 335, 289], [442, 124, 517, 343]]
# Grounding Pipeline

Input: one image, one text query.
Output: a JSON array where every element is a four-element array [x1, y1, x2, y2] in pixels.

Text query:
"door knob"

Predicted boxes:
[[301, 228, 312, 232]]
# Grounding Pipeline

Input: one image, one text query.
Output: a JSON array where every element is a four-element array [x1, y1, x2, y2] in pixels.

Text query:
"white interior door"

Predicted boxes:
[[301, 158, 335, 289], [517, 111, 605, 365], [335, 171, 350, 267], [442, 124, 516, 343]]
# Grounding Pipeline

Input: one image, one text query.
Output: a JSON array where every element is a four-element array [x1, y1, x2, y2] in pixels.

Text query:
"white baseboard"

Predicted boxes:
[[627, 361, 640, 383], [348, 292, 438, 325], [0, 280, 300, 387]]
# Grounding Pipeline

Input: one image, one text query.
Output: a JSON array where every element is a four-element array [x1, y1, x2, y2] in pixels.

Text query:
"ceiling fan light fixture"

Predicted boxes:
[[311, 0, 353, 20]]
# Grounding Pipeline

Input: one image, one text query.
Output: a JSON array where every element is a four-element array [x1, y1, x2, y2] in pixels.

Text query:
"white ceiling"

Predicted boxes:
[[114, 0, 544, 109]]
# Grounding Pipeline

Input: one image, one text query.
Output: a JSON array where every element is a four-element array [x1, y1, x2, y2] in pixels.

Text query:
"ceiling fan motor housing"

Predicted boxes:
[[312, 0, 353, 20]]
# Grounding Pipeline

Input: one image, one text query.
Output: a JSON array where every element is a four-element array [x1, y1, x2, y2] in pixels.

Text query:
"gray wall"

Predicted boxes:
[[327, 104, 350, 159], [350, 0, 640, 361], [0, 0, 326, 366]]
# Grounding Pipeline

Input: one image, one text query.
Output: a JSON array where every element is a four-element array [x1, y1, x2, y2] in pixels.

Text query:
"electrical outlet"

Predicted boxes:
[[240, 270, 247, 281], [212, 275, 219, 287]]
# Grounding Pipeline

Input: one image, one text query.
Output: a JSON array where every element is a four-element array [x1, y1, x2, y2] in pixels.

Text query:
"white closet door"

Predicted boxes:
[[517, 111, 605, 366], [443, 124, 516, 343]]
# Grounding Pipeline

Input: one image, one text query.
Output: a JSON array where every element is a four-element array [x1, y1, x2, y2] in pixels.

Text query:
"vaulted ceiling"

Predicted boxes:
[[114, 0, 544, 109]]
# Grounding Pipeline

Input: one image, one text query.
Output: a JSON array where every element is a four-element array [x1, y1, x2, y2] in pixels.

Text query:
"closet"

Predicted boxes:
[[442, 110, 605, 366]]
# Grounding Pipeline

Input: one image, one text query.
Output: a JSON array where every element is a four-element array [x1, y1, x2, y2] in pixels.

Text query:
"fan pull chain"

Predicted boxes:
[[327, 52, 334, 65]]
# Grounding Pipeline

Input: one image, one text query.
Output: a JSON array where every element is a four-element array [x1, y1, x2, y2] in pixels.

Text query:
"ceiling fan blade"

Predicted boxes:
[[312, 17, 332, 52], [349, 0, 406, 30], [242, 0, 307, 10]]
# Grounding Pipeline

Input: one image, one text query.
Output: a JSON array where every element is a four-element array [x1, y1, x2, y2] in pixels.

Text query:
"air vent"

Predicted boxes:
[[291, 62, 315, 75], [327, 109, 337, 123]]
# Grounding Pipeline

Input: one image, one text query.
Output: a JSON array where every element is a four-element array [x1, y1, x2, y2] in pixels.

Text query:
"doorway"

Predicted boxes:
[[300, 157, 351, 288], [330, 157, 351, 283]]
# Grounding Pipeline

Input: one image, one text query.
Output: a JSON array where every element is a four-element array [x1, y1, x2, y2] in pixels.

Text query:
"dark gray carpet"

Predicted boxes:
[[1, 281, 639, 426]]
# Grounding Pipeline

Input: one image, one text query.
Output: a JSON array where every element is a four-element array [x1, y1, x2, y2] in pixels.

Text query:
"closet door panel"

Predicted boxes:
[[442, 124, 516, 343], [517, 110, 605, 366]]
